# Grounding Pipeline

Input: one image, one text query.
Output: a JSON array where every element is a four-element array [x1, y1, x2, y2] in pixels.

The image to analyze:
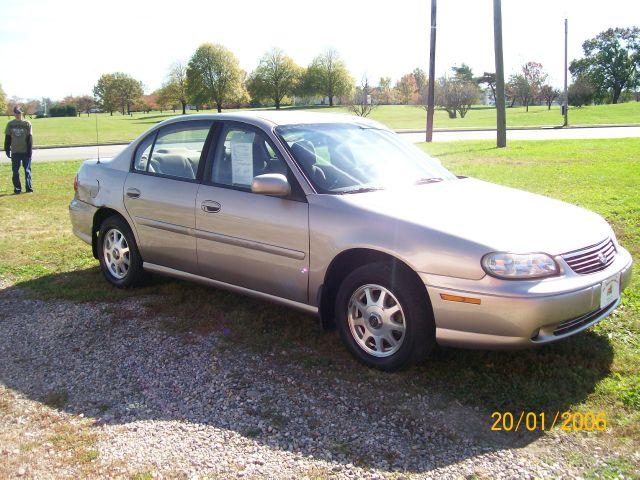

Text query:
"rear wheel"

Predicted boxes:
[[335, 262, 435, 370], [98, 216, 144, 288]]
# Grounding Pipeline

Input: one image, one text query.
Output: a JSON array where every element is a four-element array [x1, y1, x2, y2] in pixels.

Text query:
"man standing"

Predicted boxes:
[[4, 106, 33, 194]]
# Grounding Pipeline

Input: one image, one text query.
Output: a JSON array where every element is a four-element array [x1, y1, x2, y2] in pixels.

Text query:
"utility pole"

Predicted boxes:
[[493, 0, 506, 148], [425, 0, 437, 142], [563, 18, 569, 126]]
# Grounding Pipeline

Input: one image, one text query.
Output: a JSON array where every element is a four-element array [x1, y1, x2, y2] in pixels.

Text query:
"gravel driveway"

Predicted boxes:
[[0, 285, 620, 479]]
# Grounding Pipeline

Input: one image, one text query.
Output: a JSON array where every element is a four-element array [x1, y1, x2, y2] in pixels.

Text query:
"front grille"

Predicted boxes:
[[553, 301, 616, 336], [562, 238, 616, 275]]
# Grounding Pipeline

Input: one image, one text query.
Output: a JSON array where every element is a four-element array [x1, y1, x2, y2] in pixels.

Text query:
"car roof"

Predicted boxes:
[[155, 109, 389, 130]]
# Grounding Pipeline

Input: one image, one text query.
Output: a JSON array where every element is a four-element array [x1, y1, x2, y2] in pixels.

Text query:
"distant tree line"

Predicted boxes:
[[3, 26, 638, 119]]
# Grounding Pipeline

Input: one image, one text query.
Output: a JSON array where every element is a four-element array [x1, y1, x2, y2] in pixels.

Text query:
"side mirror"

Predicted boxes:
[[251, 173, 291, 197]]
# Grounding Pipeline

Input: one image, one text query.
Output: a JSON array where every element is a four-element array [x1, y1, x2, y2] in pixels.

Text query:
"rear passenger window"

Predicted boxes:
[[211, 125, 288, 188], [136, 121, 213, 180], [134, 133, 155, 172]]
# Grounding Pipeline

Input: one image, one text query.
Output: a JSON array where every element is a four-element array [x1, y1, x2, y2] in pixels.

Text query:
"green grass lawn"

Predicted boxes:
[[318, 101, 640, 130], [2, 102, 639, 147], [0, 138, 638, 469]]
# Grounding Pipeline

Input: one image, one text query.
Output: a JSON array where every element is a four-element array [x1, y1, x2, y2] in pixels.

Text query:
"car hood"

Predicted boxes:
[[338, 177, 612, 256]]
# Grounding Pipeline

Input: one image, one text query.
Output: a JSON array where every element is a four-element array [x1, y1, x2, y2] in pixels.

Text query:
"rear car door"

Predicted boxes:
[[124, 120, 214, 273], [195, 121, 310, 303]]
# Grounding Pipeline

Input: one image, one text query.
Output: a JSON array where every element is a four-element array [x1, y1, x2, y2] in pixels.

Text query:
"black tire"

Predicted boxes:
[[335, 261, 435, 371], [97, 215, 145, 288]]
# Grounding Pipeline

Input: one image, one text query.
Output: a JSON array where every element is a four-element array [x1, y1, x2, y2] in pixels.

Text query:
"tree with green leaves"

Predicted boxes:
[[161, 62, 189, 114], [0, 83, 6, 116], [187, 43, 244, 113], [93, 73, 143, 115], [570, 27, 640, 104], [113, 73, 144, 115], [435, 76, 480, 118], [247, 48, 302, 109], [305, 49, 353, 106], [93, 73, 118, 115], [153, 88, 171, 113], [451, 63, 474, 82]]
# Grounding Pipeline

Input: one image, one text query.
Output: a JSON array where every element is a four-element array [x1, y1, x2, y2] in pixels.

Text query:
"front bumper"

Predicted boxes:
[[421, 246, 633, 349]]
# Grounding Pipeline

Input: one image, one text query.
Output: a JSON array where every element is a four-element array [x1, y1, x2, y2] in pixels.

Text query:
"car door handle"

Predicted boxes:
[[126, 188, 141, 199], [201, 200, 221, 213]]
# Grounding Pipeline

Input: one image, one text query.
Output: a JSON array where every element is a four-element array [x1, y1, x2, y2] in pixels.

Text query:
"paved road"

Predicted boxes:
[[399, 125, 640, 143], [1, 126, 638, 163]]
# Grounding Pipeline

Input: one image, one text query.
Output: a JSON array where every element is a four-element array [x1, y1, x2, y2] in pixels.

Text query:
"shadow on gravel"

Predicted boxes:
[[0, 269, 615, 474]]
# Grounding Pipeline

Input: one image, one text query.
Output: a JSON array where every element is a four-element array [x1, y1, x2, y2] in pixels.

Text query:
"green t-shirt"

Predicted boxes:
[[5, 119, 32, 154]]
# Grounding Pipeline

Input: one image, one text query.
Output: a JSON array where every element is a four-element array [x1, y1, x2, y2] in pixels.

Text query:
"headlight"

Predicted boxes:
[[481, 252, 558, 279]]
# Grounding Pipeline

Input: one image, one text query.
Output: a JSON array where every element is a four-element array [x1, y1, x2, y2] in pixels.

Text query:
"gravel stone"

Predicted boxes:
[[0, 289, 622, 478]]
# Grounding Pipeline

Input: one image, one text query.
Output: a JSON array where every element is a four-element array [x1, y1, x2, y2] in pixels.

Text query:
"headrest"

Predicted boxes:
[[290, 140, 317, 168]]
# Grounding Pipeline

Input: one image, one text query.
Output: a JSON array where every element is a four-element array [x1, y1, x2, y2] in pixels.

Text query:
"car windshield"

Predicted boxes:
[[276, 123, 456, 194]]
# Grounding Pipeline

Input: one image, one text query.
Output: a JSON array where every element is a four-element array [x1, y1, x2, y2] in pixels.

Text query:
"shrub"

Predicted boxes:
[[49, 103, 77, 117], [568, 76, 596, 107]]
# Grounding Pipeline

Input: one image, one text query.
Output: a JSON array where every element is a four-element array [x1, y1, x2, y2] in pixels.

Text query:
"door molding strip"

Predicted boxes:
[[143, 263, 318, 315], [136, 216, 305, 261]]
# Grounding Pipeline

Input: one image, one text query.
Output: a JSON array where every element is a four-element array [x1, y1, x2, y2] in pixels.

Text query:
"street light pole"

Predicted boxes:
[[425, 0, 437, 142], [563, 18, 569, 127], [493, 0, 507, 148]]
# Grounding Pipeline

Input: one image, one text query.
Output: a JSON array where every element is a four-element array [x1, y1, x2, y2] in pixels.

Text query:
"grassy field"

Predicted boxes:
[[2, 102, 639, 147], [0, 138, 639, 474]]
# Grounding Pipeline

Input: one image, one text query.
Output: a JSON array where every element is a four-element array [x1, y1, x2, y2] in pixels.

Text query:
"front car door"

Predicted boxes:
[[195, 121, 310, 303], [124, 120, 213, 273]]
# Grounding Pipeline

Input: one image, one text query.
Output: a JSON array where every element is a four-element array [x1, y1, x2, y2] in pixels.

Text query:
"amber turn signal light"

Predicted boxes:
[[440, 293, 481, 305]]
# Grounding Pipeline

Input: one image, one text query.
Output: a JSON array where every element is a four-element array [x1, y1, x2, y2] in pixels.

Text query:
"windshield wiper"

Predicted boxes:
[[338, 186, 385, 194], [414, 177, 444, 185]]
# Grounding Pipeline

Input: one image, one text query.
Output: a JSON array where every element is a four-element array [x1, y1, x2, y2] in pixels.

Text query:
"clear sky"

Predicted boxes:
[[1, 0, 638, 99]]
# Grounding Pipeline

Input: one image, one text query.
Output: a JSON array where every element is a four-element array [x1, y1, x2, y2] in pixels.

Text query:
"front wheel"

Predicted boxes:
[[98, 215, 144, 288], [335, 262, 435, 370]]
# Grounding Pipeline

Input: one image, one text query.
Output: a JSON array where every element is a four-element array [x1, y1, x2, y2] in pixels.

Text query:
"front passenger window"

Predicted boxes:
[[141, 121, 213, 180], [211, 126, 288, 188]]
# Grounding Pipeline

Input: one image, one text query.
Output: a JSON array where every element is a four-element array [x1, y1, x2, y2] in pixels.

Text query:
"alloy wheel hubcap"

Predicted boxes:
[[347, 284, 406, 358], [103, 228, 130, 280]]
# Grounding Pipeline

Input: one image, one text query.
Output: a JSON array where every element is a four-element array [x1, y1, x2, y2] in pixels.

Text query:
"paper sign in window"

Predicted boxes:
[[230, 132, 255, 185]]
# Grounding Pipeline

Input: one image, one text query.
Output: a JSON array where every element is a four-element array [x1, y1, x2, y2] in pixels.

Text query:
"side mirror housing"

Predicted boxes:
[[251, 173, 291, 197]]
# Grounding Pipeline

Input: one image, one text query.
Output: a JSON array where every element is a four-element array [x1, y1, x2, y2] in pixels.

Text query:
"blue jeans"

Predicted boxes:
[[11, 153, 32, 193]]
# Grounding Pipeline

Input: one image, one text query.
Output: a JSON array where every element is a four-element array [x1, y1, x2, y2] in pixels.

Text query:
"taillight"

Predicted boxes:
[[74, 174, 79, 192]]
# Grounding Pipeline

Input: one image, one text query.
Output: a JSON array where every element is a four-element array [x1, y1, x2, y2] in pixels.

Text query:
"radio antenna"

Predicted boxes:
[[95, 111, 101, 163]]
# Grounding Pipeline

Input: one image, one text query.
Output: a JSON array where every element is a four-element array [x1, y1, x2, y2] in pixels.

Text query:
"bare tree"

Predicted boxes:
[[347, 76, 378, 117]]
